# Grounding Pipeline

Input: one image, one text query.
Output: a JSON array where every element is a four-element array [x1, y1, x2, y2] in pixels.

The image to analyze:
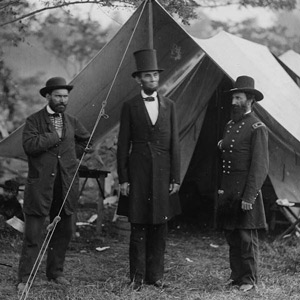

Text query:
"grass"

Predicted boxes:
[[1, 215, 300, 300]]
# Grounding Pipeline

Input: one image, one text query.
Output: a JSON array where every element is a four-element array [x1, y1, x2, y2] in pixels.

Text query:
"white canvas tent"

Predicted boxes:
[[1, 0, 300, 225], [278, 50, 300, 86]]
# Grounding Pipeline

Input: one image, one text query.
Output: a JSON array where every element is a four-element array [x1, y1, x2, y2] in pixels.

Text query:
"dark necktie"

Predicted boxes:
[[48, 113, 60, 118], [143, 97, 155, 102]]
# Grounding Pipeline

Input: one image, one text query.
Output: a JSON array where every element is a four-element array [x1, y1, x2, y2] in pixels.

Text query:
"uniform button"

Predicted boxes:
[[228, 166, 231, 168], [227, 171, 230, 174], [230, 145, 233, 147], [236, 130, 239, 133], [228, 161, 231, 163], [232, 139, 235, 142], [222, 150, 225, 153], [223, 160, 225, 163], [242, 122, 245, 125], [223, 165, 225, 168], [229, 150, 233, 153], [227, 130, 230, 133], [57, 155, 61, 159], [51, 173, 55, 177], [223, 171, 226, 173]]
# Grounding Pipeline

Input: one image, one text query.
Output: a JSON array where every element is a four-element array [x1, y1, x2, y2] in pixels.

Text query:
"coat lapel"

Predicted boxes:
[[156, 94, 167, 126], [133, 96, 153, 128], [132, 93, 167, 128]]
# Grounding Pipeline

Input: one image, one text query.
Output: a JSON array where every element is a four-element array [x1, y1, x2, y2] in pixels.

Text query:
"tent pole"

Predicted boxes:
[[147, 0, 154, 48]]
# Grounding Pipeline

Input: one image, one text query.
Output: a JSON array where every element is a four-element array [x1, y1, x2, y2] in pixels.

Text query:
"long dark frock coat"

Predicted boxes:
[[217, 112, 269, 230], [117, 94, 181, 224], [22, 107, 90, 216]]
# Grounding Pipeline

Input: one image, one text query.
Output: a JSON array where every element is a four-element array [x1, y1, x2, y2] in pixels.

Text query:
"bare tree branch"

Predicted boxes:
[[0, 0, 134, 27], [0, 0, 297, 27]]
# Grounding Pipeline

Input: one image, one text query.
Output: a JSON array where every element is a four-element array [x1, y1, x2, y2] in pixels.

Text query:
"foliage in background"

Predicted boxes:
[[210, 13, 300, 56], [0, 0, 299, 180], [35, 11, 110, 78], [0, 0, 297, 29]]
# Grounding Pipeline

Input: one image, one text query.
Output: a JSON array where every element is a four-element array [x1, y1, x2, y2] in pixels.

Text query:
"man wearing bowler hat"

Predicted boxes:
[[17, 77, 90, 291], [217, 75, 269, 292], [117, 49, 181, 290]]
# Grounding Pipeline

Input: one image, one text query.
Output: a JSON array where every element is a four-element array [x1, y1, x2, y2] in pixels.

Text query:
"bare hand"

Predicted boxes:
[[169, 183, 180, 195], [120, 182, 130, 196], [241, 200, 252, 211]]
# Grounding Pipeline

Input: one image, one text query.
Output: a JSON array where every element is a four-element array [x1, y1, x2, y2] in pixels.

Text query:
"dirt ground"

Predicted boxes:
[[1, 209, 300, 300]]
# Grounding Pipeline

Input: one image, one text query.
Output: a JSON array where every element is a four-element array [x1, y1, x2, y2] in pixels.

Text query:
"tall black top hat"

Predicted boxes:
[[226, 75, 264, 101], [40, 77, 73, 97], [132, 49, 164, 78]]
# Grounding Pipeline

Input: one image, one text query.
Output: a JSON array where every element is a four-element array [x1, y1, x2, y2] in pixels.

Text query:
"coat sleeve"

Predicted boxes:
[[241, 124, 269, 204], [169, 101, 181, 184], [22, 116, 60, 156], [74, 118, 91, 157], [117, 102, 131, 184]]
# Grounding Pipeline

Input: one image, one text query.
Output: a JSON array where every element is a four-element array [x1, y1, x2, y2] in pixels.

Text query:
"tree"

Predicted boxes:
[[209, 11, 300, 56], [35, 11, 110, 77], [0, 0, 297, 28]]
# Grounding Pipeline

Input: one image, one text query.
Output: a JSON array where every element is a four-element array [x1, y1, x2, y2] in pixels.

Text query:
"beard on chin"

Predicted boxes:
[[143, 87, 157, 95], [231, 105, 247, 122]]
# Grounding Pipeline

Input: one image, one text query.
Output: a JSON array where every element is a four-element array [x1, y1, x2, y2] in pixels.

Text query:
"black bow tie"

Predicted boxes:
[[49, 113, 60, 117], [143, 97, 155, 102]]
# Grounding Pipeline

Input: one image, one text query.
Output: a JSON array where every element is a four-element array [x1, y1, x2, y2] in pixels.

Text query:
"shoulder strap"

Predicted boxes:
[[252, 121, 265, 129]]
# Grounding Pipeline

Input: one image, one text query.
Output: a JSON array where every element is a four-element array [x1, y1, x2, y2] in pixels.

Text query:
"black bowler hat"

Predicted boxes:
[[40, 77, 73, 97], [132, 49, 164, 78], [226, 75, 264, 101]]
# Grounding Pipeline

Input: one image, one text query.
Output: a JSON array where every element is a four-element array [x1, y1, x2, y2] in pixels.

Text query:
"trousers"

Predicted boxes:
[[129, 223, 167, 283], [18, 171, 73, 282], [225, 229, 259, 285]]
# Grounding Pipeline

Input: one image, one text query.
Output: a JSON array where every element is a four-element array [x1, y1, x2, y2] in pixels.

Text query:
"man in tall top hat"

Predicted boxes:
[[117, 49, 181, 290], [217, 75, 269, 292], [17, 77, 91, 292]]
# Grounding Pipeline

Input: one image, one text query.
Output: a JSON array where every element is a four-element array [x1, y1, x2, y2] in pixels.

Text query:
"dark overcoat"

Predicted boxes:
[[117, 94, 181, 224], [22, 107, 90, 216], [217, 112, 269, 230]]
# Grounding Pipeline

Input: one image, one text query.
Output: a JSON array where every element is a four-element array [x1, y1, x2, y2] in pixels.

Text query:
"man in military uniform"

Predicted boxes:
[[217, 75, 269, 292]]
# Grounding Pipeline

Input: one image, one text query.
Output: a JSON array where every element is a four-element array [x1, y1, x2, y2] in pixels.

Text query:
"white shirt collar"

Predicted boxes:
[[46, 105, 60, 115]]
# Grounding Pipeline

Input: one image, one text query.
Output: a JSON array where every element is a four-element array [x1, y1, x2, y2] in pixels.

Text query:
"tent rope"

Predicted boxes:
[[19, 1, 149, 299]]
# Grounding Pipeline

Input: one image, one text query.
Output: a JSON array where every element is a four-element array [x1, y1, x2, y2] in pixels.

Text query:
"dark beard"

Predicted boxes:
[[143, 87, 157, 95], [231, 105, 247, 123]]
